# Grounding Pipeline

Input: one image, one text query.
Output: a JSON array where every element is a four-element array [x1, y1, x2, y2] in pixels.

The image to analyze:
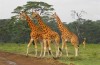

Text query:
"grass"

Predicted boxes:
[[0, 43, 100, 65]]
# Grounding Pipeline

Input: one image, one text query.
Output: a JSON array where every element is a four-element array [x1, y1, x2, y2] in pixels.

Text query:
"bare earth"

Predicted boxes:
[[0, 51, 67, 65]]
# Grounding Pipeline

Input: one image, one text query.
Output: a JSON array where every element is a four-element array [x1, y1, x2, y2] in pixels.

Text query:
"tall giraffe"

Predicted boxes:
[[51, 13, 79, 56], [20, 11, 43, 57], [32, 12, 60, 57]]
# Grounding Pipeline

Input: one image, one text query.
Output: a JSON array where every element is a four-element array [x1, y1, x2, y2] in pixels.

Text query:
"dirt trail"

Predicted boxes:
[[0, 51, 67, 65]]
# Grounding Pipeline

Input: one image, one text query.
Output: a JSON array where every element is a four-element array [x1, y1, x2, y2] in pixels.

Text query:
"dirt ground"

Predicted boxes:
[[0, 51, 67, 65]]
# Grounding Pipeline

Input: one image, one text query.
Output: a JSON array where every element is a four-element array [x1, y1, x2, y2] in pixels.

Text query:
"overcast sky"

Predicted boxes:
[[0, 0, 100, 23]]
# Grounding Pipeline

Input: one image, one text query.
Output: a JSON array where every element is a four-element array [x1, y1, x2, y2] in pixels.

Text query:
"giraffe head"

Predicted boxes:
[[32, 12, 38, 18], [50, 12, 57, 19], [19, 11, 27, 20]]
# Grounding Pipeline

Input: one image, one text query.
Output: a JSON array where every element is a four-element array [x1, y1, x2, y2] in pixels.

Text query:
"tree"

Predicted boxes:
[[68, 19, 100, 43], [71, 10, 87, 43], [24, 1, 54, 13], [0, 19, 12, 42]]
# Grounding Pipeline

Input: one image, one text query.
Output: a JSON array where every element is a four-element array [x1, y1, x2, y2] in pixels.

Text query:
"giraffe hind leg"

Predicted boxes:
[[39, 41, 43, 57], [34, 39, 38, 57]]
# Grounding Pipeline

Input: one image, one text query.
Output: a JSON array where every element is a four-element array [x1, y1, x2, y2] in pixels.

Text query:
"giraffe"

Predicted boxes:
[[20, 11, 43, 57], [51, 13, 79, 56], [82, 38, 86, 48], [32, 12, 61, 57]]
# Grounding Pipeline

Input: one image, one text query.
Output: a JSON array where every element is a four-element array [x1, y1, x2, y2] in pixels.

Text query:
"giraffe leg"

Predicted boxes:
[[43, 39, 47, 57], [34, 39, 38, 57], [55, 39, 60, 57], [46, 43, 50, 57], [55, 43, 58, 57], [74, 45, 79, 56], [40, 41, 43, 57], [44, 41, 51, 57], [61, 39, 66, 56], [64, 41, 68, 57], [60, 41, 64, 56], [26, 38, 34, 56], [71, 38, 79, 56], [48, 40, 54, 57], [65, 45, 68, 57], [62, 39, 68, 56], [56, 44, 60, 57]]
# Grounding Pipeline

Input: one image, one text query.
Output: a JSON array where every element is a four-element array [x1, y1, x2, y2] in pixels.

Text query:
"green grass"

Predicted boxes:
[[59, 44, 100, 65], [0, 43, 100, 65]]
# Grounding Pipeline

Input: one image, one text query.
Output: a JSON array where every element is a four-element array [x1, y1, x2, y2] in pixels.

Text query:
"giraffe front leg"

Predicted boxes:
[[43, 39, 47, 57], [34, 39, 38, 57], [54, 38, 59, 57], [48, 40, 54, 57], [26, 47, 29, 56], [26, 38, 33, 56], [43, 46, 46, 57], [35, 46, 37, 57], [64, 39, 69, 57], [55, 41, 60, 57], [74, 45, 79, 56], [65, 45, 68, 57], [55, 45, 60, 57], [60, 39, 65, 56], [48, 46, 53, 56], [40, 41, 43, 57]]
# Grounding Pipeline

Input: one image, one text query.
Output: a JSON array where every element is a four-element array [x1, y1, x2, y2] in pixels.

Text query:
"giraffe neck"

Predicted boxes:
[[35, 14, 52, 32], [55, 14, 69, 32], [24, 14, 37, 30]]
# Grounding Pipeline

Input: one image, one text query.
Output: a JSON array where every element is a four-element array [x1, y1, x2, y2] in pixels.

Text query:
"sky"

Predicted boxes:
[[0, 0, 100, 23]]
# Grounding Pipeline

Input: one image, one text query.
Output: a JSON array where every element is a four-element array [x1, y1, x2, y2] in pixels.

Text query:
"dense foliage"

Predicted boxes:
[[0, 18, 100, 43]]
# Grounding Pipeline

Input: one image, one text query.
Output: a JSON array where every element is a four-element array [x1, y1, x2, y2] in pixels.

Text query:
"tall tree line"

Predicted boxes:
[[0, 1, 100, 44], [0, 18, 100, 43]]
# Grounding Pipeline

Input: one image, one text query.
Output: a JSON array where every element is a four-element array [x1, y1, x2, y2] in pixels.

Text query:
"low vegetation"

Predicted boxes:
[[0, 43, 100, 65]]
